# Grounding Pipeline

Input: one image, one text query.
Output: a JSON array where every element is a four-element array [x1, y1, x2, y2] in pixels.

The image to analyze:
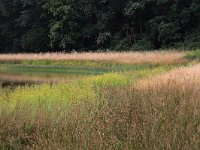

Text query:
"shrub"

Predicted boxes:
[[170, 28, 200, 50], [110, 38, 131, 51], [131, 36, 154, 51]]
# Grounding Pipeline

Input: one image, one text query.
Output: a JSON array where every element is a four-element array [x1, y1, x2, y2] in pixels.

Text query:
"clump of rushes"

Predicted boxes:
[[0, 64, 200, 149]]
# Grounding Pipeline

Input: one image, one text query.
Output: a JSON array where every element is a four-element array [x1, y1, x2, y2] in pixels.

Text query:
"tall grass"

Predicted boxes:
[[0, 64, 200, 149], [0, 51, 198, 149], [0, 51, 187, 65], [136, 64, 200, 90]]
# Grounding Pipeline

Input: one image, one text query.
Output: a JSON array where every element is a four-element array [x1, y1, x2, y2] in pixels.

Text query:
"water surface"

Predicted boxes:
[[0, 64, 109, 88]]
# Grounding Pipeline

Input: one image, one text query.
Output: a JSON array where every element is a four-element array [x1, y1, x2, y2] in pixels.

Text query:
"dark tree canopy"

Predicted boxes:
[[0, 0, 200, 53]]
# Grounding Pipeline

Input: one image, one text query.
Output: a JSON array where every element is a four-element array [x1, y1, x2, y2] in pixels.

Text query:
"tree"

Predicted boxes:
[[0, 0, 199, 52], [18, 0, 50, 52]]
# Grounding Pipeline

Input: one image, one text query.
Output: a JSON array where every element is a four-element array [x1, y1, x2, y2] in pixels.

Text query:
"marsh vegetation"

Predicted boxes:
[[0, 50, 200, 149]]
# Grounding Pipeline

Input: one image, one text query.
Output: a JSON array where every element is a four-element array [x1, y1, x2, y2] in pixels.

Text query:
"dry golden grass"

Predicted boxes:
[[136, 63, 200, 90], [0, 51, 187, 64]]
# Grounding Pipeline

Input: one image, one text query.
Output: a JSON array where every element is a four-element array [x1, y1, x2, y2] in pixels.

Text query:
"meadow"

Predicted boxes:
[[0, 50, 200, 149]]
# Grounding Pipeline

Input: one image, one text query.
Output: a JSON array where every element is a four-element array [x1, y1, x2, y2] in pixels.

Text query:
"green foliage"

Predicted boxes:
[[0, 0, 200, 52], [165, 27, 200, 50], [110, 38, 131, 51], [180, 29, 200, 50], [0, 0, 50, 52], [21, 27, 49, 52], [47, 0, 83, 49], [111, 36, 153, 51], [131, 36, 154, 51]]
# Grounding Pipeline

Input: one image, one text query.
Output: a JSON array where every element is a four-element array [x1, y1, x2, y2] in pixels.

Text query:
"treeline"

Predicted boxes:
[[0, 0, 200, 53]]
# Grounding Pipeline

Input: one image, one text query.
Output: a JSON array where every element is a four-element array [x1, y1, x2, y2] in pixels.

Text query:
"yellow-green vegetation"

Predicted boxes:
[[0, 51, 199, 149], [0, 67, 172, 114]]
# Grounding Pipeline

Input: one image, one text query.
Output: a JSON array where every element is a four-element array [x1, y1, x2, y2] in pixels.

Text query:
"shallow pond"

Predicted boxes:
[[0, 64, 111, 88]]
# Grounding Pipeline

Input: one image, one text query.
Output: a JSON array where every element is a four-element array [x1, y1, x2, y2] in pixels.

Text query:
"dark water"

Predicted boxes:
[[0, 80, 33, 89], [0, 71, 86, 89]]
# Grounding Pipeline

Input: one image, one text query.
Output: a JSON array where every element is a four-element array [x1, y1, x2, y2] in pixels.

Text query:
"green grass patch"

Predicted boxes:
[[0, 61, 159, 77], [0, 64, 111, 75], [185, 49, 200, 60], [0, 59, 134, 68]]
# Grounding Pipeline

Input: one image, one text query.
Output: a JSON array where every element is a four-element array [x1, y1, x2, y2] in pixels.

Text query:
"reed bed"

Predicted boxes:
[[0, 51, 187, 64]]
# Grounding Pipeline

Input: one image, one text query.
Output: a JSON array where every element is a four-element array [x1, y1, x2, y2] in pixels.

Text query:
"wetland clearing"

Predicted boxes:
[[0, 50, 200, 150]]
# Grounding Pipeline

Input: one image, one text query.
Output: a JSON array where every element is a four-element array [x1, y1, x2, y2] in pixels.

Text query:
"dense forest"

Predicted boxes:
[[0, 0, 200, 53]]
